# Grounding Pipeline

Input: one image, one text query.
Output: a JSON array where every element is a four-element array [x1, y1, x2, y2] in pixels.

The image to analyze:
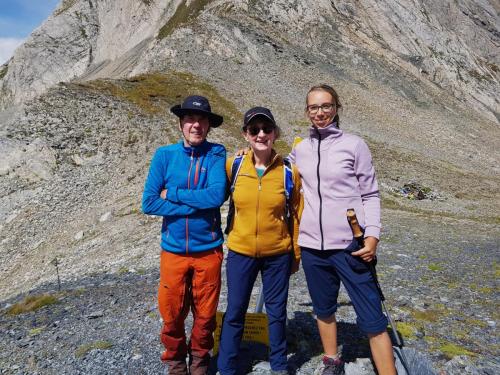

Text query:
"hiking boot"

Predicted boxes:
[[321, 355, 345, 375], [164, 359, 188, 375], [189, 354, 210, 375]]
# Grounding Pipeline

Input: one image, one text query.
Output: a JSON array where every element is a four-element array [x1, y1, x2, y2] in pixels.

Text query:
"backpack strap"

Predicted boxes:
[[229, 156, 244, 193], [283, 158, 294, 220], [225, 156, 244, 235]]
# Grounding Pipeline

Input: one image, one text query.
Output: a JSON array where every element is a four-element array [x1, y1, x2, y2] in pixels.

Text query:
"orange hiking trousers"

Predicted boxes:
[[158, 247, 223, 361]]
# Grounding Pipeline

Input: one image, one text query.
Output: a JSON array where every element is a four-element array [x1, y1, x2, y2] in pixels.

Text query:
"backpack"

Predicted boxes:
[[224, 155, 294, 235]]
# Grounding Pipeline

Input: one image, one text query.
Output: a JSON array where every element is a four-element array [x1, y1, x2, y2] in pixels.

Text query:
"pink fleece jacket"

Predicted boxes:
[[288, 122, 381, 250]]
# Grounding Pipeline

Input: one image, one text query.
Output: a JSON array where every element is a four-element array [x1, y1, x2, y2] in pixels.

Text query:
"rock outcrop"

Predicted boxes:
[[1, 0, 498, 122]]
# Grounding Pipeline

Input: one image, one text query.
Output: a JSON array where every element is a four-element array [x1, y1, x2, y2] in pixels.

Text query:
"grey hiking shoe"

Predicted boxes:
[[321, 356, 345, 375]]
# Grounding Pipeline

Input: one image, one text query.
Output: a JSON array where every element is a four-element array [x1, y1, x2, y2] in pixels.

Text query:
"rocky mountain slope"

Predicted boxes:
[[0, 0, 499, 374], [1, 0, 499, 123]]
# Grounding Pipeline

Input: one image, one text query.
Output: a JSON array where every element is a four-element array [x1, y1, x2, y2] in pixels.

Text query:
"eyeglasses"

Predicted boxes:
[[246, 123, 276, 136], [307, 103, 335, 114]]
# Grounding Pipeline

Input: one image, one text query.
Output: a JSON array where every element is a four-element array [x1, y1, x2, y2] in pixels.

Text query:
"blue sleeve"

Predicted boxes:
[[142, 149, 197, 216], [166, 146, 227, 209]]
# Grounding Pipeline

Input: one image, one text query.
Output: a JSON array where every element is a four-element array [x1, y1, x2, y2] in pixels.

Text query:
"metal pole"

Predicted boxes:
[[254, 276, 265, 313], [51, 257, 61, 291], [369, 264, 411, 375]]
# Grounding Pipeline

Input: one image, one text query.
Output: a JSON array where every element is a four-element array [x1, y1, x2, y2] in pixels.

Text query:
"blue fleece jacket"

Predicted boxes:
[[142, 140, 227, 253]]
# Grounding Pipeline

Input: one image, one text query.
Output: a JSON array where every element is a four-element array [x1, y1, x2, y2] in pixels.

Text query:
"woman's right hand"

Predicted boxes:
[[235, 147, 250, 156], [290, 258, 300, 275]]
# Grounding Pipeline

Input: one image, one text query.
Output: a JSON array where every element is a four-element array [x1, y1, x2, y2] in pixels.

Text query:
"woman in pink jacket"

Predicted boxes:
[[289, 84, 396, 375]]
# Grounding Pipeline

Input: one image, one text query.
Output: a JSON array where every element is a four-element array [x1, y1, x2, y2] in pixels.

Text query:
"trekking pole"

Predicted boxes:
[[255, 277, 265, 313], [346, 209, 412, 375], [50, 257, 61, 292]]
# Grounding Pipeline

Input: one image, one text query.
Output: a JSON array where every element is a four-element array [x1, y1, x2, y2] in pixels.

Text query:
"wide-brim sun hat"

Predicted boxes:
[[170, 95, 224, 127]]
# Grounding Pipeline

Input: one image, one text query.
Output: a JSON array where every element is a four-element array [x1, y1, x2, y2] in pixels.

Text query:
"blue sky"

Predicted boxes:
[[0, 0, 60, 64]]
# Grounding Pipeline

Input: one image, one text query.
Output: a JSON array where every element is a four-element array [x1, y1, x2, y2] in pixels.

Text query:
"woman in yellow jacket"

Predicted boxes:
[[217, 107, 302, 375]]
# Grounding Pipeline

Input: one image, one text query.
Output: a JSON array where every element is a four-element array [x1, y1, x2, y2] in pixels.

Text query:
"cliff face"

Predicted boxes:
[[0, 0, 177, 105], [0, 0, 498, 122]]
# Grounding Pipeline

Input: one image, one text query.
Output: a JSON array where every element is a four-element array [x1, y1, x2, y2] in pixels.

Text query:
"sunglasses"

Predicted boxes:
[[246, 123, 276, 136]]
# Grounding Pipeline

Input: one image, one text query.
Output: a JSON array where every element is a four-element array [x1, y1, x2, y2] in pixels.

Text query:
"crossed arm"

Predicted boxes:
[[142, 149, 226, 216]]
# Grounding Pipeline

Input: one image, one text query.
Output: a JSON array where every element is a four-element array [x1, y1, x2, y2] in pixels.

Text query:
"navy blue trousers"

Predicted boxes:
[[217, 250, 292, 374]]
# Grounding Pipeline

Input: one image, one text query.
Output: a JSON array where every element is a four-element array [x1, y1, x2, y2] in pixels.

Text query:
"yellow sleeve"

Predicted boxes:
[[291, 165, 303, 261], [226, 156, 235, 180]]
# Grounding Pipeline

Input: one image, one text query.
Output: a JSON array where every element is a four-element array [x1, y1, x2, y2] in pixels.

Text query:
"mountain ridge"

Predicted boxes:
[[1, 0, 499, 122]]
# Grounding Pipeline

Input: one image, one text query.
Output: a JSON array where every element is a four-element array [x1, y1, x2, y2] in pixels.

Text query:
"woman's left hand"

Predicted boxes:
[[351, 236, 379, 263]]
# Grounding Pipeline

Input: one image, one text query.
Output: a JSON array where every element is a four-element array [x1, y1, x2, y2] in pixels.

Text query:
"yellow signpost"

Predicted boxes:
[[213, 311, 269, 354]]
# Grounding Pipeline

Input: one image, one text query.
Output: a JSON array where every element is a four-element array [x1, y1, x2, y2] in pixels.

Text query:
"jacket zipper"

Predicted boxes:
[[256, 176, 261, 257], [186, 150, 195, 254], [194, 158, 200, 186], [254, 154, 279, 257], [316, 128, 324, 250], [211, 214, 216, 240]]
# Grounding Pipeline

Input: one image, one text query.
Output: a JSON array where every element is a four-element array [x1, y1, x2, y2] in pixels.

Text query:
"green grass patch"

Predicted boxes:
[[412, 309, 442, 322], [428, 263, 443, 272], [439, 342, 476, 359], [29, 327, 44, 336], [389, 322, 417, 340], [464, 317, 488, 329], [75, 340, 113, 358], [451, 328, 470, 341], [7, 294, 58, 315], [478, 286, 494, 294], [158, 0, 213, 39], [118, 266, 129, 275], [493, 262, 500, 278], [78, 71, 244, 147], [74, 288, 86, 296]]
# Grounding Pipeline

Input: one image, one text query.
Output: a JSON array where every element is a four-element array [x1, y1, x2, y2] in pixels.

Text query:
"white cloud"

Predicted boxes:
[[0, 37, 25, 65]]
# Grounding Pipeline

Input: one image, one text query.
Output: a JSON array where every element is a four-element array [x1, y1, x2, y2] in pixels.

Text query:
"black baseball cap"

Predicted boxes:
[[243, 106, 276, 129]]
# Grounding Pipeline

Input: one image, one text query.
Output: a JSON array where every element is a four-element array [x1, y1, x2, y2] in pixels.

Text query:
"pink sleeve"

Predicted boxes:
[[354, 140, 381, 239]]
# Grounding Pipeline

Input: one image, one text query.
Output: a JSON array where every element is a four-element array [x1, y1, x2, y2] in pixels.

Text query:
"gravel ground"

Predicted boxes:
[[1, 210, 498, 375]]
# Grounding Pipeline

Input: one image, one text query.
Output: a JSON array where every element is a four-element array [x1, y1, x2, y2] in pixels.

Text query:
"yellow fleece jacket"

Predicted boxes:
[[226, 151, 303, 261]]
